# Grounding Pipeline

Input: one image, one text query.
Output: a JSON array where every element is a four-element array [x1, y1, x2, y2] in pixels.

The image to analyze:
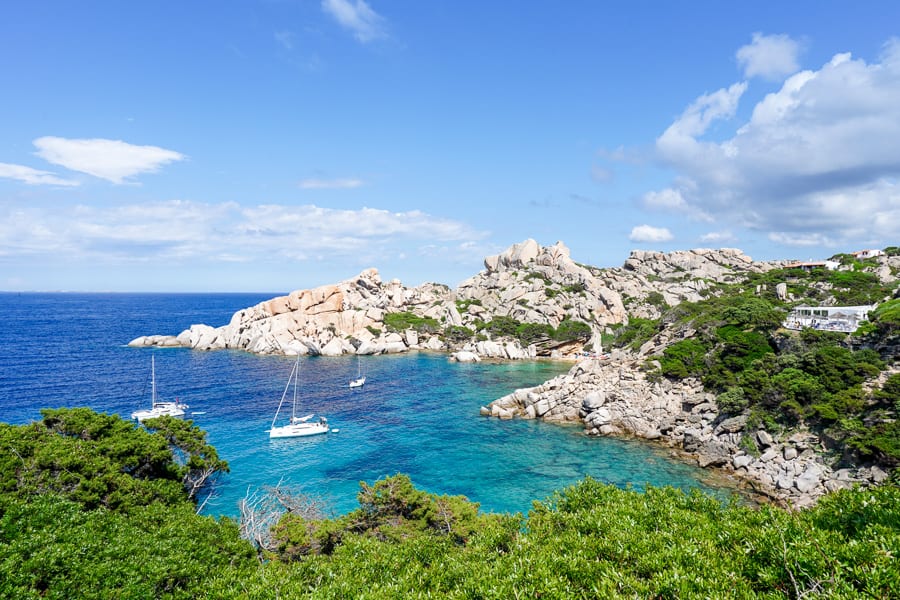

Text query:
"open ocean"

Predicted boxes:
[[0, 292, 742, 518]]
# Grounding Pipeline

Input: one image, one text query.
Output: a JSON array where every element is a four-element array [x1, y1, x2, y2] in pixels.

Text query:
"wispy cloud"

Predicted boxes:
[[0, 201, 487, 265], [629, 225, 673, 243], [647, 37, 900, 252], [699, 230, 736, 245], [299, 177, 365, 190], [736, 32, 801, 80], [321, 0, 387, 43], [33, 137, 185, 184], [0, 162, 80, 187], [274, 30, 296, 50]]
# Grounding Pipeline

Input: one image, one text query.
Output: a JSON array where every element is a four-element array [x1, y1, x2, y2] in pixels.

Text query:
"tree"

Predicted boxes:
[[143, 416, 229, 505]]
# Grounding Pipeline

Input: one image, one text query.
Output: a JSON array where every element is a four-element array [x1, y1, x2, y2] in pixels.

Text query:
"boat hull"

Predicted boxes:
[[349, 377, 366, 388], [268, 422, 329, 438], [131, 403, 187, 422]]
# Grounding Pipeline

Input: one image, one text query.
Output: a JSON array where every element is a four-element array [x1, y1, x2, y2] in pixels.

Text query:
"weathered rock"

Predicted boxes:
[[581, 391, 606, 412], [775, 282, 788, 301], [697, 441, 730, 467], [451, 351, 480, 363], [682, 428, 704, 453], [714, 415, 747, 435], [757, 430, 774, 447], [795, 466, 823, 493], [733, 455, 753, 469], [759, 449, 779, 462]]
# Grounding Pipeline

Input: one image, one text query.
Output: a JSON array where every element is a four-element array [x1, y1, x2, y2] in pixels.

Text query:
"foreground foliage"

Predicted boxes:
[[1, 410, 899, 598]]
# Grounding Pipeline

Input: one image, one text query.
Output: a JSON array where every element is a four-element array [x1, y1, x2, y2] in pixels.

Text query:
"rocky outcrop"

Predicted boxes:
[[483, 355, 885, 507], [130, 268, 454, 356], [456, 241, 628, 342], [597, 248, 779, 320], [130, 240, 783, 361]]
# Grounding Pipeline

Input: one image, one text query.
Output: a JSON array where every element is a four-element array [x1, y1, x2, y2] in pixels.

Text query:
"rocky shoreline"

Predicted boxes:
[[482, 353, 891, 508], [130, 239, 897, 508]]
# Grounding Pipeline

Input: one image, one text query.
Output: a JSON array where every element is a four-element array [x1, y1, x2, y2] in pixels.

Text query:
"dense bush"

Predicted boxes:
[[0, 408, 227, 511], [660, 338, 708, 379], [632, 267, 898, 466], [475, 316, 591, 347], [2, 411, 899, 598], [609, 317, 660, 351], [552, 318, 592, 342], [442, 325, 474, 342], [382, 311, 440, 334]]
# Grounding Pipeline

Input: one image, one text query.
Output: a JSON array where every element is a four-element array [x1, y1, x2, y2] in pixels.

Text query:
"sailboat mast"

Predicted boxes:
[[292, 356, 299, 422], [151, 355, 157, 406]]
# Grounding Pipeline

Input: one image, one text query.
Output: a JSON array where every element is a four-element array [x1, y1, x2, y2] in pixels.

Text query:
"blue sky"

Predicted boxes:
[[2, 1, 899, 292]]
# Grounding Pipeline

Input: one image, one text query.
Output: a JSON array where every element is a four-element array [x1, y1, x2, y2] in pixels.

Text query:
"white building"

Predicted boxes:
[[784, 305, 876, 333], [853, 249, 885, 260]]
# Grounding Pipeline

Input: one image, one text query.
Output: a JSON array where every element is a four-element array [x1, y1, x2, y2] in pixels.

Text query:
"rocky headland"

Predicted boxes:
[[131, 240, 900, 507]]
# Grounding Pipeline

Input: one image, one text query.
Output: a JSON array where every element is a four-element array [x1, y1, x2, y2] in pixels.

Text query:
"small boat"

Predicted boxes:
[[349, 355, 366, 388], [268, 355, 329, 439], [131, 355, 188, 422]]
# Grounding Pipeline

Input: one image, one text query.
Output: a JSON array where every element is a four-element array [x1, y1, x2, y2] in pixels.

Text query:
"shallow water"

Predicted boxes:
[[0, 293, 741, 518]]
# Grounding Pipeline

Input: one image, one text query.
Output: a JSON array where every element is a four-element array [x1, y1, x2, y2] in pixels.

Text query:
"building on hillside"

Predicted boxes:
[[852, 249, 885, 259], [784, 260, 840, 272], [783, 305, 876, 333]]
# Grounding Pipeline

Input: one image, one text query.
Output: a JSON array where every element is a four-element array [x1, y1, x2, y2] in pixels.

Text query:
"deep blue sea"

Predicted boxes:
[[0, 293, 741, 518]]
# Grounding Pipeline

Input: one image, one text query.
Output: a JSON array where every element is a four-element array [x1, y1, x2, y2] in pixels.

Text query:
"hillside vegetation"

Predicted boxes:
[[1, 408, 899, 598], [610, 259, 900, 469]]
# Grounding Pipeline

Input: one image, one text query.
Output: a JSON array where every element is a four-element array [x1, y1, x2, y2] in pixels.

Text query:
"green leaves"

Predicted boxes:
[[0, 409, 227, 512], [2, 411, 899, 599]]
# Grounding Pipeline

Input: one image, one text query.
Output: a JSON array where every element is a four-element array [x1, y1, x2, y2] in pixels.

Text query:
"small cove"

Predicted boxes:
[[0, 292, 747, 518]]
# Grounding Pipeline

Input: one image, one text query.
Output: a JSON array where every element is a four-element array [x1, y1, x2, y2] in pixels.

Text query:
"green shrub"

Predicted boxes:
[[383, 311, 440, 334], [443, 325, 474, 342], [515, 322, 553, 345], [611, 317, 660, 351], [552, 318, 592, 342], [716, 387, 749, 414], [660, 339, 708, 379]]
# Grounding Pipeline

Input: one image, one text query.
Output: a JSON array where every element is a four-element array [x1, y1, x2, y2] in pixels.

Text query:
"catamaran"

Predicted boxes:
[[268, 355, 329, 438], [131, 355, 188, 422]]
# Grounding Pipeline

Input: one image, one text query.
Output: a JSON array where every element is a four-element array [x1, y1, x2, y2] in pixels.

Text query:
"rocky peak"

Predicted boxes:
[[484, 239, 576, 274]]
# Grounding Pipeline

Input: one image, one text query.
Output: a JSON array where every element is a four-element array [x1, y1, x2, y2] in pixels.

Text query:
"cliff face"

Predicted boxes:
[[130, 239, 770, 358]]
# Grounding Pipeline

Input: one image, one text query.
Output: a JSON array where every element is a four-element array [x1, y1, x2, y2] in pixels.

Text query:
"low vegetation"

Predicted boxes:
[[382, 311, 440, 334], [609, 260, 900, 468], [1, 411, 897, 598], [468, 315, 592, 346]]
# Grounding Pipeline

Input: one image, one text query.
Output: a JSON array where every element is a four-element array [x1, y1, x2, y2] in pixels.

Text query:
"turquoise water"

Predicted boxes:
[[0, 293, 740, 519]]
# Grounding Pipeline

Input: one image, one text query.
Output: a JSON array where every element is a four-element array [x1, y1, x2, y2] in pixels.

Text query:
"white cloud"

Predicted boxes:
[[699, 230, 736, 245], [649, 38, 900, 252], [736, 32, 801, 80], [0, 162, 80, 186], [641, 188, 687, 211], [767, 231, 834, 247], [299, 177, 365, 189], [321, 0, 387, 43], [0, 201, 487, 265], [33, 137, 185, 184], [629, 225, 673, 243], [640, 185, 712, 222]]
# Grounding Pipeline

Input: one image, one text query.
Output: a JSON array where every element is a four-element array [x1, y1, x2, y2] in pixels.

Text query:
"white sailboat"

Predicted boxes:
[[131, 355, 188, 422], [349, 355, 366, 388], [268, 355, 329, 439]]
